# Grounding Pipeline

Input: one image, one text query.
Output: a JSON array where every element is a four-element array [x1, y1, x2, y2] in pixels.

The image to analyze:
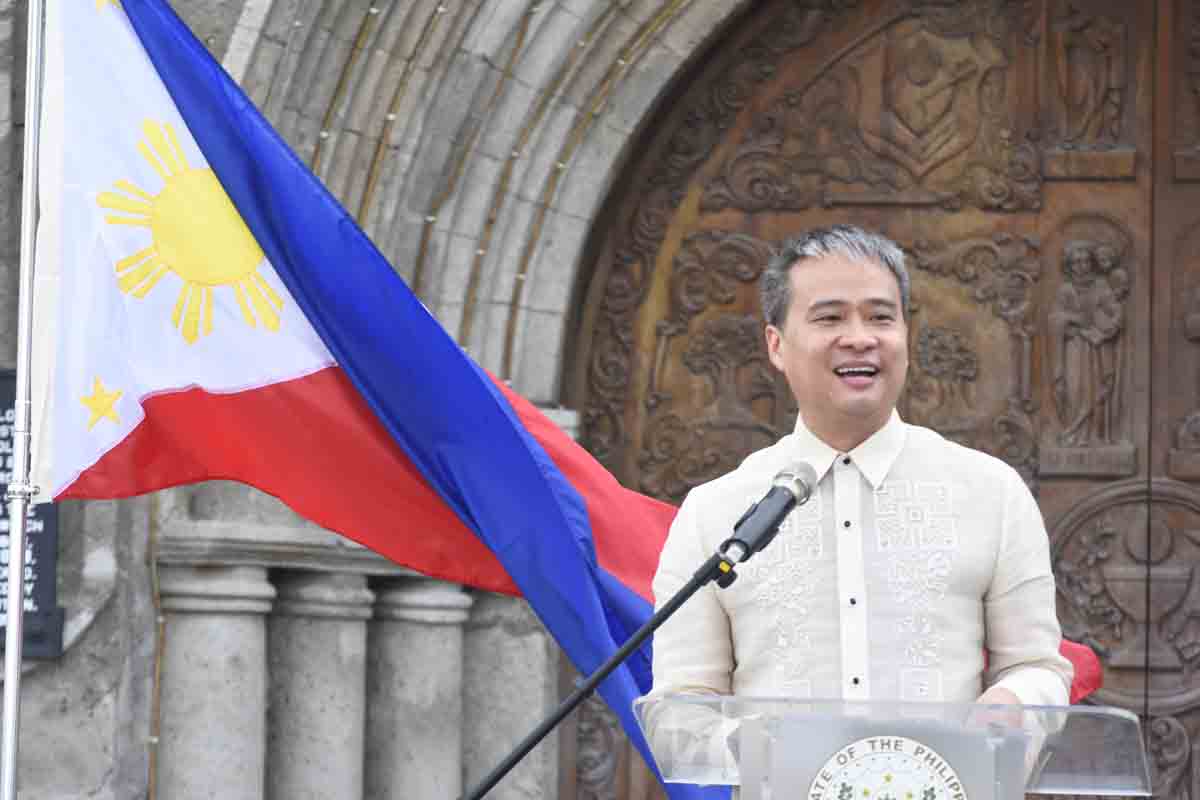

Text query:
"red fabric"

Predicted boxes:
[[61, 366, 1102, 701], [1061, 638, 1103, 703], [62, 366, 519, 594]]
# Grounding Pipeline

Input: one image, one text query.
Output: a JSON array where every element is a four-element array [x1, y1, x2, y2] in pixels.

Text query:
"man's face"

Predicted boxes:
[[765, 253, 909, 448]]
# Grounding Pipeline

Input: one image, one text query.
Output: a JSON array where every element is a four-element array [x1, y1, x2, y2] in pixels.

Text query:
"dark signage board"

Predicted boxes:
[[0, 369, 64, 659]]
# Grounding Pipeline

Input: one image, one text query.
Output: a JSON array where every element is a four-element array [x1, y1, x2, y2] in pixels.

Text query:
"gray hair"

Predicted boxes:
[[760, 224, 911, 327]]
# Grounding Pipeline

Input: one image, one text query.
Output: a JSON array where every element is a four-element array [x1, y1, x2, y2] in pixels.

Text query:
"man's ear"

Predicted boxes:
[[765, 324, 785, 372]]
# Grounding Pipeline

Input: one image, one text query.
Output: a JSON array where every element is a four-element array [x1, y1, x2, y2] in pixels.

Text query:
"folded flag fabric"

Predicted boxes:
[[29, 1, 1101, 797]]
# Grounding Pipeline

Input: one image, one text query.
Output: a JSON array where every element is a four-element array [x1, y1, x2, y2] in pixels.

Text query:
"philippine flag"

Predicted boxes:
[[29, 0, 711, 796], [28, 2, 1101, 798]]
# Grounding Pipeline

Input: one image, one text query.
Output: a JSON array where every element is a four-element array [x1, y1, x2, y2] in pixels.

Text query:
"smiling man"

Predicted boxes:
[[649, 224, 1072, 710]]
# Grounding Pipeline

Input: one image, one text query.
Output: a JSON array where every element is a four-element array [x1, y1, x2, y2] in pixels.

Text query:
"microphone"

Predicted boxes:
[[720, 462, 818, 564]]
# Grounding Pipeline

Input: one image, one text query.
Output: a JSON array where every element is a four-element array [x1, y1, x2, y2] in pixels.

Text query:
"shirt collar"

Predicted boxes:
[[790, 411, 907, 489]]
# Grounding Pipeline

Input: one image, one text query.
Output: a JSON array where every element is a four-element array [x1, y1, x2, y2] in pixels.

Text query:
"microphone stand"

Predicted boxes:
[[460, 548, 743, 800]]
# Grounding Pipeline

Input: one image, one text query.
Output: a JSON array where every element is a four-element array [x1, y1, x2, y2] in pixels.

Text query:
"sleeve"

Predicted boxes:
[[640, 490, 739, 776], [647, 489, 734, 698], [983, 468, 1074, 707]]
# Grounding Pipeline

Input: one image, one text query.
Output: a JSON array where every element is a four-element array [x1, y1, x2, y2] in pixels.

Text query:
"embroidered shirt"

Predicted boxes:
[[649, 412, 1072, 706]]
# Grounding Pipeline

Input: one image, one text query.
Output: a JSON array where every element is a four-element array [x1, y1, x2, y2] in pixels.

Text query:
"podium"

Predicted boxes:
[[635, 696, 1152, 800]]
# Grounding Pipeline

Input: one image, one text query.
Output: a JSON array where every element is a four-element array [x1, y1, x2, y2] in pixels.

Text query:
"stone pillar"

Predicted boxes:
[[365, 578, 473, 799], [159, 565, 275, 800], [267, 571, 375, 800], [463, 593, 561, 800]]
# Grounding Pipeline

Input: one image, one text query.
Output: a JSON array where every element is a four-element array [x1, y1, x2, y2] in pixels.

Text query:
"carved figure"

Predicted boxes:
[[1052, 4, 1126, 148], [1186, 285, 1200, 342], [1049, 241, 1125, 444]]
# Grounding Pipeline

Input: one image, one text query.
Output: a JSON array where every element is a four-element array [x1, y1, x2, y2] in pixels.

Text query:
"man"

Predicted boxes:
[[650, 224, 1072, 709]]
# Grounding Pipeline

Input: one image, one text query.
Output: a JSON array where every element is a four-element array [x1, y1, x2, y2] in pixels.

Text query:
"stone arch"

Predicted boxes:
[[226, 0, 754, 403]]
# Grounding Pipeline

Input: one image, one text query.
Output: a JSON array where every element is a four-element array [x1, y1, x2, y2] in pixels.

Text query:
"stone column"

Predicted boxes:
[[158, 565, 275, 800], [365, 578, 473, 799], [266, 571, 375, 800], [463, 593, 561, 800]]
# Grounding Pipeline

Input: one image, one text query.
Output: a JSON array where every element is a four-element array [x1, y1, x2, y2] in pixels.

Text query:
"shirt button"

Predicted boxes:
[[852, 677, 861, 686], [843, 520, 851, 528], [849, 597, 857, 606], [842, 456, 851, 465]]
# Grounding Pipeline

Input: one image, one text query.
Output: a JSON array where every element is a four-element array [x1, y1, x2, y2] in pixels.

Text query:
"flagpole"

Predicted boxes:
[[3, 0, 47, 794]]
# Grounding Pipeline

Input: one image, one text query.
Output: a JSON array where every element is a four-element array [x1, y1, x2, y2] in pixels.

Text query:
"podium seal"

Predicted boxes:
[[807, 736, 967, 800]]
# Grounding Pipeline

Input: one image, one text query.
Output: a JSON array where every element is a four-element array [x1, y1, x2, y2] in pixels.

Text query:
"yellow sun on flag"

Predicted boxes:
[[97, 120, 282, 344], [81, 377, 122, 430]]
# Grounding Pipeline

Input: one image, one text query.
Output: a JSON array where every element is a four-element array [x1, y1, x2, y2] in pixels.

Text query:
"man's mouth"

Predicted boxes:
[[834, 366, 879, 377]]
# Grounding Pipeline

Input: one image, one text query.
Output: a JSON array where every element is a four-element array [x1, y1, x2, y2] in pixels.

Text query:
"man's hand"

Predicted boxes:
[[976, 686, 1021, 706], [975, 686, 1024, 730]]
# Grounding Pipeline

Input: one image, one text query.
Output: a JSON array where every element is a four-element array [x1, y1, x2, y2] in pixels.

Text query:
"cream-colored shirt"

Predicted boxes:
[[650, 412, 1072, 707]]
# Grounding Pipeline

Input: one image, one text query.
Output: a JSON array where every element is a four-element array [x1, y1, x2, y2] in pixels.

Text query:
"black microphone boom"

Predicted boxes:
[[460, 460, 817, 799], [720, 462, 818, 564]]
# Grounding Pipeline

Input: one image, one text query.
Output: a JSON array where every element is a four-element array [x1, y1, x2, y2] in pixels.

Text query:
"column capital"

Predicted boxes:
[[273, 571, 375, 620], [373, 577, 473, 624], [159, 565, 275, 615]]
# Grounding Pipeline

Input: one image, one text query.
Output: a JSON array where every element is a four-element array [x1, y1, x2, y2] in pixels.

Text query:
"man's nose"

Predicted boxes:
[[839, 318, 877, 349]]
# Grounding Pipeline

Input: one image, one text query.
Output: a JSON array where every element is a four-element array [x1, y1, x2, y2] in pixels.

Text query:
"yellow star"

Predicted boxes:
[[863, 791, 871, 797], [97, 0, 120, 8], [81, 377, 122, 430], [885, 775, 894, 783]]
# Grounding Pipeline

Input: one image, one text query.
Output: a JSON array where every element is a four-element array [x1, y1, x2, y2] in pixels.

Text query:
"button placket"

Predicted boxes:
[[834, 456, 869, 700]]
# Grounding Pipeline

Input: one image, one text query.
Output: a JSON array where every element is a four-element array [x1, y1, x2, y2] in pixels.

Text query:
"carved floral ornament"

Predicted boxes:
[[584, 2, 857, 473], [1052, 480, 1200, 712], [632, 230, 1046, 504], [701, 1, 1042, 213]]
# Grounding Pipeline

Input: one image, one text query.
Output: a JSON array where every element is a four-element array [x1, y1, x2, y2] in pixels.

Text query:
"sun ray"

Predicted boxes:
[[115, 246, 168, 294], [162, 123, 191, 174], [242, 276, 281, 331], [171, 284, 204, 343], [97, 191, 153, 216], [203, 286, 214, 337], [143, 120, 187, 176], [233, 281, 256, 328], [127, 263, 171, 298], [137, 140, 170, 183], [115, 246, 156, 273], [113, 179, 154, 202], [253, 272, 284, 310], [103, 215, 153, 228]]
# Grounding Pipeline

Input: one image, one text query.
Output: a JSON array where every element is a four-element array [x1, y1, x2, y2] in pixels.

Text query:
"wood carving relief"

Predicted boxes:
[[639, 230, 791, 504], [1041, 1, 1134, 178], [577, 695, 621, 800], [904, 233, 1041, 486], [1175, 0, 1200, 179], [702, 1, 1042, 213], [1052, 481, 1200, 694], [1172, 284, 1200, 479], [1147, 715, 1200, 800], [1039, 215, 1136, 477], [570, 1, 1183, 797], [582, 2, 852, 481]]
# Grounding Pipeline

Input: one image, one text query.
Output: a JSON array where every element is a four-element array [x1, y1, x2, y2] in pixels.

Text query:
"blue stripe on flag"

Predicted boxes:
[[118, 2, 727, 796]]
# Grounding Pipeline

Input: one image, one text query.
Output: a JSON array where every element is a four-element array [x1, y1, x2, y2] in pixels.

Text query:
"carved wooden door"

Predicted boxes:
[[566, 1, 1200, 798]]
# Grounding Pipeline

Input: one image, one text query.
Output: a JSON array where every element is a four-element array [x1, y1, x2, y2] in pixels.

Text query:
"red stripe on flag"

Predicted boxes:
[[59, 366, 519, 595]]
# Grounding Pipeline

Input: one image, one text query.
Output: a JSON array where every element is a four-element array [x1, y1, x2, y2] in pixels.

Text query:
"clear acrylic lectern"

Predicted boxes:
[[635, 696, 1152, 800]]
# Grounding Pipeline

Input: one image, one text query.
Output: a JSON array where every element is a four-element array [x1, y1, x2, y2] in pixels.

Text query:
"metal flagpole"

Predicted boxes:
[[3, 0, 48, 794]]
